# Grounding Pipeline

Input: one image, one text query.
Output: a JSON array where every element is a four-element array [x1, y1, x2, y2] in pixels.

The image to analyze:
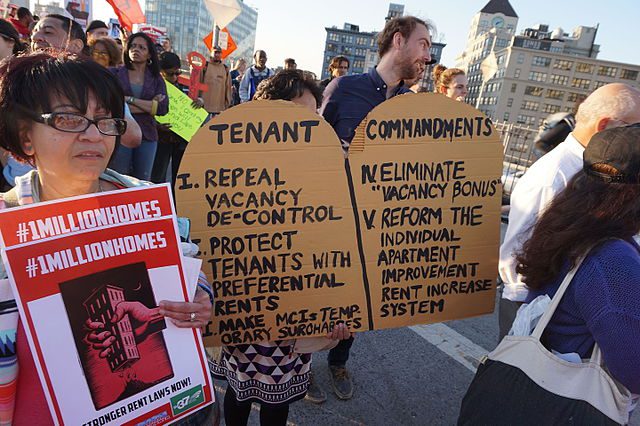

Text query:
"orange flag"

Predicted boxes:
[[106, 0, 145, 33]]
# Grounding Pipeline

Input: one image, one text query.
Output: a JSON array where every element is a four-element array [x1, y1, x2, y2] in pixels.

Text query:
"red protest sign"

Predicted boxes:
[[177, 51, 209, 100], [0, 185, 213, 425], [106, 0, 145, 32]]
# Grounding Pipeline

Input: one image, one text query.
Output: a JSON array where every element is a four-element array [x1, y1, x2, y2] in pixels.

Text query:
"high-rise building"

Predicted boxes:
[[321, 22, 377, 79], [321, 3, 443, 81], [145, 0, 257, 64], [457, 0, 640, 127]]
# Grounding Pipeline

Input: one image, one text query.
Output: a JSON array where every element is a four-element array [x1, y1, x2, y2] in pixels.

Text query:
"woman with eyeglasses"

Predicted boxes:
[[0, 52, 213, 425], [110, 32, 169, 181], [89, 36, 121, 67]]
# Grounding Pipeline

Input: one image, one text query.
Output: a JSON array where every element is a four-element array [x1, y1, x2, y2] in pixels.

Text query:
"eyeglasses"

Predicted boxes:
[[35, 112, 127, 136], [166, 71, 182, 77], [92, 51, 110, 58]]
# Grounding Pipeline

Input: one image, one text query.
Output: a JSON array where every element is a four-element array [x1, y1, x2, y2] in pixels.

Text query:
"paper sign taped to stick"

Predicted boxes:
[[0, 185, 213, 425], [176, 94, 502, 346], [156, 81, 208, 142]]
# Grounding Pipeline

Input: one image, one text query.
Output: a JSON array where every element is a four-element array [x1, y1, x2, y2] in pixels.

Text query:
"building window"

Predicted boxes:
[[503, 112, 510, 121], [571, 78, 591, 89], [521, 100, 539, 111], [593, 81, 607, 89], [514, 68, 521, 78], [620, 69, 639, 81], [549, 74, 569, 85], [532, 56, 551, 67], [496, 38, 509, 48], [507, 98, 514, 107], [511, 83, 517, 93], [497, 55, 505, 65], [546, 89, 564, 100], [597, 66, 617, 77], [576, 62, 593, 74], [553, 59, 573, 71], [567, 92, 588, 103], [543, 104, 561, 114], [517, 53, 525, 64], [524, 86, 543, 97], [329, 33, 339, 42], [516, 114, 536, 125], [529, 71, 547, 82]]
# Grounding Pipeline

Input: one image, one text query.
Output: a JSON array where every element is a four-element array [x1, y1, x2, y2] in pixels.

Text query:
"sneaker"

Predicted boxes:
[[329, 366, 353, 400], [305, 373, 327, 404]]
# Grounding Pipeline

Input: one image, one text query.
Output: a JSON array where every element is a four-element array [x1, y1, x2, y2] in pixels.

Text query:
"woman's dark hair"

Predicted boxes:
[[253, 69, 323, 107], [0, 52, 125, 162], [159, 51, 181, 70], [0, 19, 26, 55], [89, 37, 121, 67], [123, 32, 160, 76], [377, 16, 434, 57], [516, 167, 640, 289], [328, 55, 349, 73]]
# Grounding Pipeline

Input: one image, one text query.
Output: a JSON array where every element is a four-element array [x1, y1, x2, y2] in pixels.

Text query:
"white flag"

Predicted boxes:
[[480, 51, 498, 81], [203, 0, 242, 29]]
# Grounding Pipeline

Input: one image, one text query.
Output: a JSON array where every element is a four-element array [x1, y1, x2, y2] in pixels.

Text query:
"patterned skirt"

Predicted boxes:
[[210, 340, 312, 406]]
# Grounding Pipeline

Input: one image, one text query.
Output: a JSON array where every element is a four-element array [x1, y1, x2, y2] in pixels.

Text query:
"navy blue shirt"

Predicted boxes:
[[320, 67, 411, 150]]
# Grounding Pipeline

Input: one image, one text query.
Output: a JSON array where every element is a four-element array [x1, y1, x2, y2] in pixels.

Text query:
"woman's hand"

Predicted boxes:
[[327, 323, 352, 341], [158, 286, 212, 329]]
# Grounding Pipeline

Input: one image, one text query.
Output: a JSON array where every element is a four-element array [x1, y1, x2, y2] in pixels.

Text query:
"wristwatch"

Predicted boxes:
[[126, 96, 135, 104]]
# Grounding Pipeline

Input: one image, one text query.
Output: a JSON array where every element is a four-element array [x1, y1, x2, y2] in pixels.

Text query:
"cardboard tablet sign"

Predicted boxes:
[[349, 93, 502, 329], [0, 185, 213, 425], [176, 94, 502, 346]]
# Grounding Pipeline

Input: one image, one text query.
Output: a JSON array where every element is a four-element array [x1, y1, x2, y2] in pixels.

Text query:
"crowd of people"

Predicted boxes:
[[0, 7, 637, 426]]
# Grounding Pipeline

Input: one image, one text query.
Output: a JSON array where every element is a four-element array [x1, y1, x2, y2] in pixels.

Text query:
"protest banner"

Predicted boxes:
[[155, 81, 208, 142], [348, 94, 503, 329], [176, 94, 502, 346], [0, 185, 213, 425], [176, 100, 370, 346], [134, 23, 168, 43]]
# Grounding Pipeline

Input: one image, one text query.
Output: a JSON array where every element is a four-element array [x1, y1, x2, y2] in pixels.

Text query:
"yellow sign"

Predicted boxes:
[[176, 94, 502, 346], [155, 81, 208, 142]]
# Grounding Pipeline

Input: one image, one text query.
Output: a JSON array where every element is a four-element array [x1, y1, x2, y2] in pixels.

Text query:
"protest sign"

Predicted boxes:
[[348, 94, 502, 328], [0, 185, 213, 425], [108, 18, 121, 39], [155, 82, 208, 142], [177, 51, 209, 100], [176, 94, 502, 346], [134, 23, 168, 43], [176, 100, 370, 346], [64, 0, 91, 29]]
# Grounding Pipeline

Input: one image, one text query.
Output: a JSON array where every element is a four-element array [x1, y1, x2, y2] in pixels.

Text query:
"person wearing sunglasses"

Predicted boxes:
[[0, 52, 213, 425], [151, 51, 204, 186], [89, 36, 121, 68]]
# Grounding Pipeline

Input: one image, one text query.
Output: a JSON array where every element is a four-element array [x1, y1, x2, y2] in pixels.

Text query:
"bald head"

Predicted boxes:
[[573, 83, 640, 145]]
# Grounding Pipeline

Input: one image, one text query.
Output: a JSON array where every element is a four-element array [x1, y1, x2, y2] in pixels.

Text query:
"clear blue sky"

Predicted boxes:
[[89, 0, 639, 75]]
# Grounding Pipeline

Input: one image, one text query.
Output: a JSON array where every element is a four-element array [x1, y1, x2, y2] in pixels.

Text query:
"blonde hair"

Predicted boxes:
[[432, 64, 465, 93]]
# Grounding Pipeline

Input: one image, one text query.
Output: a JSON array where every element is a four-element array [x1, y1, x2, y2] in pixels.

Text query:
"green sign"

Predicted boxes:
[[170, 385, 205, 416], [156, 81, 209, 142]]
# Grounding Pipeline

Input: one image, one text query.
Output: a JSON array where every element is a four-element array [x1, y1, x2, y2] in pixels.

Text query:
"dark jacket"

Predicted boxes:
[[111, 66, 169, 142]]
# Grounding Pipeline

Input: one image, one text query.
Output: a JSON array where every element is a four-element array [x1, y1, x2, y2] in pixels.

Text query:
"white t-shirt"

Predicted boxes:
[[499, 133, 584, 301]]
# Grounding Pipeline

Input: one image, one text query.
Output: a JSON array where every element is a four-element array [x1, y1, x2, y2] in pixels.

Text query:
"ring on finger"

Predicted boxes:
[[189, 312, 197, 322]]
